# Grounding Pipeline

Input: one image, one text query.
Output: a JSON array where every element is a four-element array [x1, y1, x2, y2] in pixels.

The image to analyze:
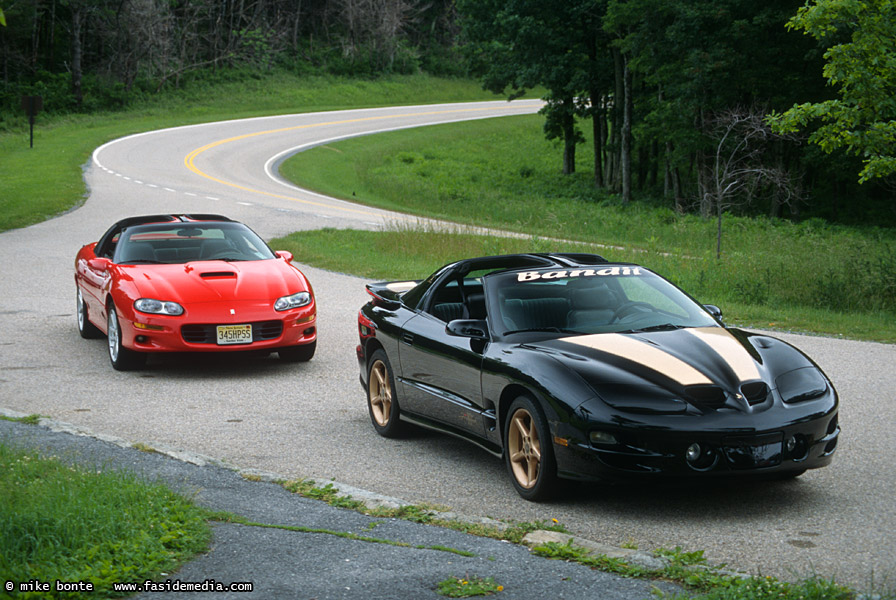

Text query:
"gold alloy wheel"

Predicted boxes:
[[507, 408, 541, 489], [369, 359, 392, 427]]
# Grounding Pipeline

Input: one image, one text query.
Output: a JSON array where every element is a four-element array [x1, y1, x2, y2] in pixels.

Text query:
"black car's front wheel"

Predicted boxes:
[[367, 349, 403, 437], [504, 395, 557, 501], [107, 305, 146, 371]]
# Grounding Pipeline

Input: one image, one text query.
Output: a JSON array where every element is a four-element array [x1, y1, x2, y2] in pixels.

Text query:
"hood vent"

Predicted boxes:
[[685, 385, 726, 409], [741, 381, 770, 405], [200, 271, 236, 278]]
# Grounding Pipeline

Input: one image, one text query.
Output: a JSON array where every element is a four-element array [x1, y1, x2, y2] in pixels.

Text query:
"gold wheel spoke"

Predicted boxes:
[[513, 417, 529, 438]]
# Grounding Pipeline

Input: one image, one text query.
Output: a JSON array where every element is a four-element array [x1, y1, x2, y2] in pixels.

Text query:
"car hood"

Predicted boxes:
[[523, 326, 819, 413], [118, 259, 307, 304]]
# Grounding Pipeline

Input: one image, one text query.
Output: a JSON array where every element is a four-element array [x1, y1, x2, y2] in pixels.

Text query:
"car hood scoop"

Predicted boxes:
[[200, 271, 237, 278], [532, 327, 772, 412]]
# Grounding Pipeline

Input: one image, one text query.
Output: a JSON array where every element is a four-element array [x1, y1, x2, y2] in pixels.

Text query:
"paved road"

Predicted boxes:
[[0, 101, 893, 592], [1, 417, 687, 600]]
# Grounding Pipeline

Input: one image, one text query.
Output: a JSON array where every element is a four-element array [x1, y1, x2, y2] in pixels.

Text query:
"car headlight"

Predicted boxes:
[[776, 367, 828, 404], [134, 298, 184, 316], [275, 291, 312, 311]]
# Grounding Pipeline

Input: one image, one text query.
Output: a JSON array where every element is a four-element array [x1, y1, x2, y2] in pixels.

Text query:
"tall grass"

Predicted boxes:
[[0, 442, 210, 598], [279, 116, 896, 334]]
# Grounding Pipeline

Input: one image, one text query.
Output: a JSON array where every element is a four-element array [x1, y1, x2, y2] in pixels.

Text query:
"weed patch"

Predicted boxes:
[[436, 575, 504, 597], [0, 442, 210, 598]]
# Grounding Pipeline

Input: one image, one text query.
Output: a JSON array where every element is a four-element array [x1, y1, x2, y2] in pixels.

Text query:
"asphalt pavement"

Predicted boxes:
[[0, 415, 685, 600]]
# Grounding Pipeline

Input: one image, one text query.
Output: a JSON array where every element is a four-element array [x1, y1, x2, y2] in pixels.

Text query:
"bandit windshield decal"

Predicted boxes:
[[516, 266, 643, 282]]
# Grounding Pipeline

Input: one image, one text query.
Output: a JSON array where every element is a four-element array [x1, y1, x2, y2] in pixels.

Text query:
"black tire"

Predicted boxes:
[[76, 287, 103, 339], [107, 305, 146, 371], [504, 395, 557, 501], [279, 340, 316, 362], [366, 349, 403, 438]]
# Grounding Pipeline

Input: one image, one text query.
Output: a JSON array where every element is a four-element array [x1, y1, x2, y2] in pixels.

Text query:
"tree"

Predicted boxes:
[[769, 0, 896, 183], [704, 109, 803, 257], [458, 0, 590, 175]]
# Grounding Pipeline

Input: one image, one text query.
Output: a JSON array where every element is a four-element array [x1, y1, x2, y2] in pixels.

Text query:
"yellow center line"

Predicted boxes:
[[183, 105, 537, 217]]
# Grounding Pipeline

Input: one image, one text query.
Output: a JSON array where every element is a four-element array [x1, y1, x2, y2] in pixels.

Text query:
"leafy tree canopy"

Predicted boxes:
[[770, 0, 896, 182]]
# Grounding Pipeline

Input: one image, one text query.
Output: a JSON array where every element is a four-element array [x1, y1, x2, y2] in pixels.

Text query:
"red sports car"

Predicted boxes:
[[75, 214, 316, 370]]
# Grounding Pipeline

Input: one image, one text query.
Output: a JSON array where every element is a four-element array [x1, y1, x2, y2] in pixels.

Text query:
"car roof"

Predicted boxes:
[[95, 214, 237, 257], [111, 214, 235, 230], [448, 252, 610, 276]]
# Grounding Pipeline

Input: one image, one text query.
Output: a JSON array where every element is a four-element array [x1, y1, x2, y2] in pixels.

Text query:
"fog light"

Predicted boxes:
[[685, 441, 718, 471], [786, 436, 797, 453], [686, 443, 702, 462], [590, 431, 618, 446], [785, 435, 809, 460]]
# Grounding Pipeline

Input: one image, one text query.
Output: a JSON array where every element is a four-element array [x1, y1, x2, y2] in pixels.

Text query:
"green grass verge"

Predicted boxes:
[[271, 225, 896, 342], [0, 71, 500, 233], [276, 116, 896, 343], [281, 478, 886, 600], [0, 441, 211, 598]]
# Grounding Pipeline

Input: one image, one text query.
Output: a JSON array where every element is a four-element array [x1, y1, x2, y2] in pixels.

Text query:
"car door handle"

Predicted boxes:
[[401, 333, 414, 345]]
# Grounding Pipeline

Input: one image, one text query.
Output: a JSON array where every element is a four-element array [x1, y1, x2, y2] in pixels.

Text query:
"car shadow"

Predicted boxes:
[[138, 351, 305, 379], [559, 474, 818, 519]]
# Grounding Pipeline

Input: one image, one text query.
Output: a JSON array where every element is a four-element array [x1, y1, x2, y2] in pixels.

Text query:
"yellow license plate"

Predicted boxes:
[[216, 324, 252, 345]]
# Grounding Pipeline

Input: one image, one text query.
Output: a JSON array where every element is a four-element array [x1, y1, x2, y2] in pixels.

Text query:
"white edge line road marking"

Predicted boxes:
[[90, 100, 543, 172], [261, 110, 543, 203]]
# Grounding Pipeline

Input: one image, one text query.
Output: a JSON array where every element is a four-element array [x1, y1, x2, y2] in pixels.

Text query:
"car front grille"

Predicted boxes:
[[181, 321, 284, 344]]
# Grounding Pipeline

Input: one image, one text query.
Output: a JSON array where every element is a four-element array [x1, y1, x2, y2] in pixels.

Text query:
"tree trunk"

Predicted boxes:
[[591, 92, 604, 188], [71, 3, 83, 108], [608, 47, 623, 191], [621, 54, 632, 202], [562, 99, 576, 175]]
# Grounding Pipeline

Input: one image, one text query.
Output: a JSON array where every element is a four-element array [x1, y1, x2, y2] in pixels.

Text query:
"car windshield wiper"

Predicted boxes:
[[123, 259, 165, 264], [504, 327, 583, 335], [619, 323, 688, 334]]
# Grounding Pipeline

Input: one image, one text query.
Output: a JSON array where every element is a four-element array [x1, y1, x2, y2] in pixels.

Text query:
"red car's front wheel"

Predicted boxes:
[[107, 305, 146, 371], [76, 287, 102, 339]]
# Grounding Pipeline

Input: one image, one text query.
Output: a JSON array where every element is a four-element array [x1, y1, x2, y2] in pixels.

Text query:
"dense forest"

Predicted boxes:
[[1, 0, 893, 225]]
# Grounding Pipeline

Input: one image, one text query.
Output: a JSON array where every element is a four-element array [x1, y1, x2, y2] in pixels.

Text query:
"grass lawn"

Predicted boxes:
[[0, 439, 210, 598], [275, 117, 896, 343]]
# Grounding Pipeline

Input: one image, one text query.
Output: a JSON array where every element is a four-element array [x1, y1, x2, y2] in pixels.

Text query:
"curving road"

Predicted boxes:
[[1, 100, 893, 591]]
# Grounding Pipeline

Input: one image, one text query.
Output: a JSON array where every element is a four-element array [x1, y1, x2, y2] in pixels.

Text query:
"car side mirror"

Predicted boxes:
[[87, 257, 112, 271], [703, 304, 723, 321], [446, 319, 489, 340], [275, 250, 294, 262]]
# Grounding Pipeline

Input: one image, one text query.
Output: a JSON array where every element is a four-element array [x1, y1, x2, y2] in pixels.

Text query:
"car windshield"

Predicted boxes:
[[485, 265, 719, 338], [114, 222, 276, 264]]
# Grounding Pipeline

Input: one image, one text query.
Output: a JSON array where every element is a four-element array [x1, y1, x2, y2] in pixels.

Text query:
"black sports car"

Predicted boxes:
[[356, 253, 839, 501]]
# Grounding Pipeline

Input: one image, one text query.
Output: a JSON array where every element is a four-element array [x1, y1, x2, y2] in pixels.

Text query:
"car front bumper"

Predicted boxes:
[[119, 307, 316, 353], [552, 408, 839, 481]]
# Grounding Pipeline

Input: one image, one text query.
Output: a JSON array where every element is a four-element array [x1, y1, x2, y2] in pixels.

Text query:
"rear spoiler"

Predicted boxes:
[[365, 280, 418, 309]]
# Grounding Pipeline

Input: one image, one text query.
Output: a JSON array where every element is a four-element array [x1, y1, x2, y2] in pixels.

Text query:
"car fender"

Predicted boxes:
[[483, 344, 599, 448]]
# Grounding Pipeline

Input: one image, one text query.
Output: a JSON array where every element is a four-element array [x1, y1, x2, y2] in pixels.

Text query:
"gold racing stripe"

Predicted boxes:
[[563, 334, 712, 386], [385, 281, 417, 293], [684, 327, 761, 382]]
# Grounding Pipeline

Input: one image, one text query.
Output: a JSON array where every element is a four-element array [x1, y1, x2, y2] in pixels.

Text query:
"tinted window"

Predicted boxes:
[[486, 265, 717, 337], [114, 222, 275, 264]]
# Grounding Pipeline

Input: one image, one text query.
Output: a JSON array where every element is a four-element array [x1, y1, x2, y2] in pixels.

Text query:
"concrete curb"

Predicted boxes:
[[2, 407, 750, 583]]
